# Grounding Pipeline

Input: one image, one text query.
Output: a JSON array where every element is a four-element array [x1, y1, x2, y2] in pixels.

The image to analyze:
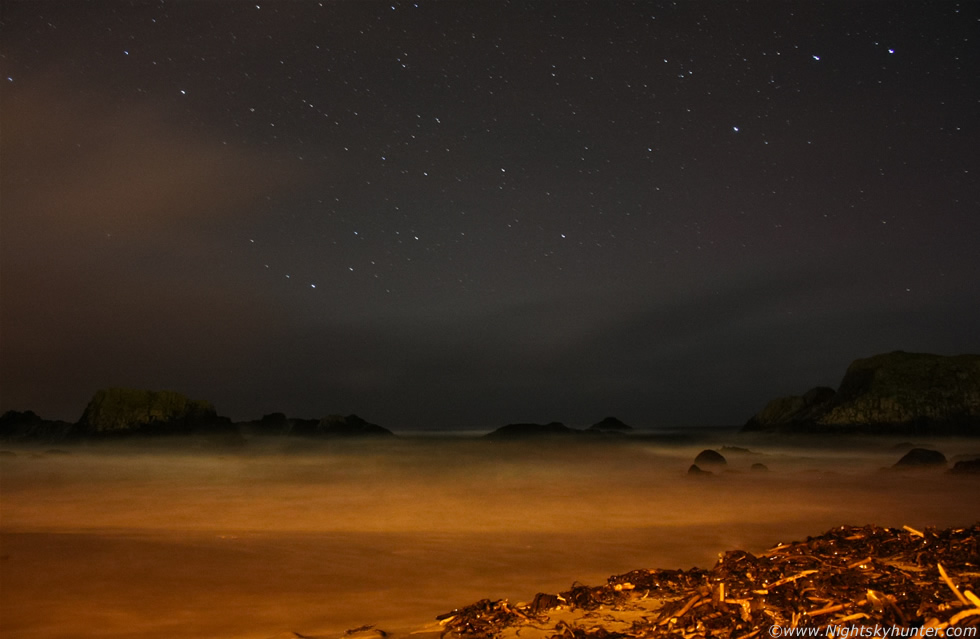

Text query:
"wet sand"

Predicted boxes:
[[1, 435, 978, 638]]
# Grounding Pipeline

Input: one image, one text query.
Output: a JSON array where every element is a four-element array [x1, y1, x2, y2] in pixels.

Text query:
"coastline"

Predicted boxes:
[[258, 524, 980, 639], [1, 438, 978, 639]]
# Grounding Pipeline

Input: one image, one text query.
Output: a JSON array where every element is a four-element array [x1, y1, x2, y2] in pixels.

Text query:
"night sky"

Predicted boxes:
[[1, 1, 978, 430]]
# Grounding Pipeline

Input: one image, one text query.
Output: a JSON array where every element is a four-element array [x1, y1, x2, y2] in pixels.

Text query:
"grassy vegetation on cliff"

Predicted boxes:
[[78, 388, 216, 433]]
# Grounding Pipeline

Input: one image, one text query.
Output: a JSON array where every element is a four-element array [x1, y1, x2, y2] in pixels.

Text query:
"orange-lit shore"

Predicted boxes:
[[2, 435, 978, 639]]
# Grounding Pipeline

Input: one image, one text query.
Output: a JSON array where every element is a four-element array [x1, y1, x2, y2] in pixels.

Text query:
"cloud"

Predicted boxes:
[[0, 73, 306, 418], [1, 74, 300, 243]]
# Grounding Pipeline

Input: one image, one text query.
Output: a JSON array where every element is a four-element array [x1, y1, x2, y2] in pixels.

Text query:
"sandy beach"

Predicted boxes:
[[1, 435, 978, 638]]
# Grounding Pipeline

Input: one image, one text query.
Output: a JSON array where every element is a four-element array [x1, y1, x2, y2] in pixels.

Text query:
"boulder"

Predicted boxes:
[[750, 463, 769, 472], [743, 352, 980, 435], [949, 459, 980, 475], [893, 448, 946, 468], [588, 417, 633, 432], [76, 388, 218, 434], [694, 449, 727, 467], [687, 464, 712, 476], [485, 422, 578, 440], [316, 414, 393, 437]]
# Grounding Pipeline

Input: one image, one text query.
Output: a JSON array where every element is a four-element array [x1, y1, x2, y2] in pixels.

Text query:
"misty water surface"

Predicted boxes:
[[1, 434, 978, 639]]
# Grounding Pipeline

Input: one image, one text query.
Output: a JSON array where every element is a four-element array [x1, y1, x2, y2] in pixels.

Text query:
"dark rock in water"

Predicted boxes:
[[893, 447, 946, 468], [742, 387, 836, 432], [485, 422, 577, 439], [687, 464, 712, 476], [244, 412, 316, 436], [750, 463, 769, 472], [77, 388, 220, 435], [0, 410, 74, 441], [693, 449, 727, 466], [949, 459, 980, 474], [284, 418, 321, 436], [260, 412, 289, 427], [721, 446, 753, 454], [316, 414, 393, 437], [742, 351, 980, 435], [589, 416, 632, 432], [1, 410, 42, 427]]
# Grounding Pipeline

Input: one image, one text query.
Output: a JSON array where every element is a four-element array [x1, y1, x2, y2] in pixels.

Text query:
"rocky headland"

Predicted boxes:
[[76, 387, 226, 435], [0, 388, 393, 442], [743, 351, 980, 436]]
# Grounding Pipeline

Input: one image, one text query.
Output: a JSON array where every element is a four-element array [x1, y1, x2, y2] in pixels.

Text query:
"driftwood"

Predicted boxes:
[[437, 524, 980, 639]]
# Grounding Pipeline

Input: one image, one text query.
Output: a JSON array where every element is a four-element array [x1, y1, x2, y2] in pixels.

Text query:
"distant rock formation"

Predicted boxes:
[[242, 412, 320, 436], [76, 388, 221, 434], [743, 352, 980, 435], [485, 422, 578, 439], [950, 459, 980, 474], [0, 410, 74, 441], [893, 448, 947, 468], [315, 414, 393, 437], [589, 417, 633, 432]]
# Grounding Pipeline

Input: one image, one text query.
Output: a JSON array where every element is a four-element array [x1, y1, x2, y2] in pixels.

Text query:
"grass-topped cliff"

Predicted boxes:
[[77, 388, 218, 434], [743, 351, 980, 435]]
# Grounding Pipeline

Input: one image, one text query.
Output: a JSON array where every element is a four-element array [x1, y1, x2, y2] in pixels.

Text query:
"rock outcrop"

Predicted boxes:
[[950, 459, 980, 474], [893, 448, 947, 468], [743, 352, 980, 435], [485, 422, 578, 440], [245, 412, 320, 436], [0, 410, 74, 441], [76, 388, 220, 434], [589, 417, 633, 432], [315, 414, 393, 437]]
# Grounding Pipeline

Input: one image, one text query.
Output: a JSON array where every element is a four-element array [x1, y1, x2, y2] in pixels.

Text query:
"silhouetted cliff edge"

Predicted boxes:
[[743, 351, 980, 435]]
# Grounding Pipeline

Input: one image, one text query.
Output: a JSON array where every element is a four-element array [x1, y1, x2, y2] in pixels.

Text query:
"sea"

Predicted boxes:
[[1, 427, 978, 639]]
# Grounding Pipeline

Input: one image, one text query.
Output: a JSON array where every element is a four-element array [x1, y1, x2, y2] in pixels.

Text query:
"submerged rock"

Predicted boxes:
[[750, 462, 769, 472], [687, 464, 712, 476]]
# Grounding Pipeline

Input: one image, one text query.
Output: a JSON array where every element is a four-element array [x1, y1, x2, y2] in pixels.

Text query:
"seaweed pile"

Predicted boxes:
[[437, 524, 980, 639]]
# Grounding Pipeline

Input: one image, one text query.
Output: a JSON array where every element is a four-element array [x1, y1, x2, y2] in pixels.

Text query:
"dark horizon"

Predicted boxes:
[[2, 2, 978, 429]]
